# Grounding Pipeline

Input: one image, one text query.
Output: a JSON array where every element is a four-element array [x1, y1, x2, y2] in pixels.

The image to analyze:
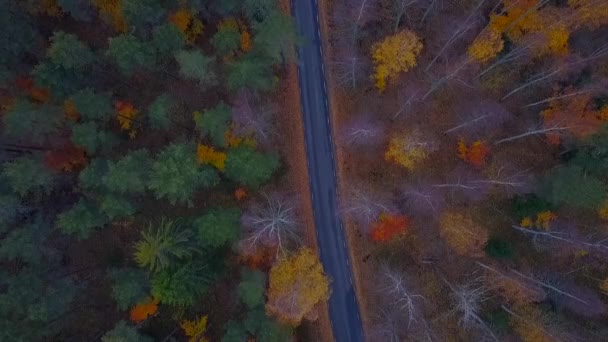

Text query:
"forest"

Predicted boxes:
[[323, 0, 608, 340], [0, 0, 331, 341]]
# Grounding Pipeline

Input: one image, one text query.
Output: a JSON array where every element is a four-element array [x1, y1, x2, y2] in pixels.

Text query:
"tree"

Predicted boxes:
[[180, 315, 209, 342], [244, 309, 293, 342], [227, 53, 277, 91], [103, 150, 152, 194], [212, 18, 241, 57], [243, 0, 278, 22], [342, 187, 393, 227], [57, 199, 109, 238], [169, 9, 204, 44], [58, 0, 94, 21], [134, 219, 198, 271], [102, 321, 152, 342], [231, 90, 275, 144], [241, 193, 299, 255], [152, 23, 185, 58], [468, 29, 504, 63], [148, 143, 219, 205], [195, 102, 231, 146], [443, 278, 497, 340], [71, 122, 119, 154], [71, 88, 113, 122], [238, 268, 266, 309], [47, 31, 94, 70], [0, 1, 40, 67], [44, 144, 87, 172], [3, 156, 55, 197], [372, 30, 422, 91], [385, 133, 435, 171], [266, 248, 330, 325], [225, 146, 279, 188], [79, 158, 109, 191], [3, 101, 62, 144], [147, 93, 174, 129], [253, 12, 297, 63], [543, 165, 606, 209], [100, 193, 136, 220], [370, 213, 409, 242], [151, 260, 213, 306], [195, 208, 241, 248], [175, 49, 217, 88], [439, 210, 488, 257], [122, 0, 165, 30], [197, 144, 227, 170], [107, 34, 156, 76], [569, 0, 608, 30], [377, 266, 425, 330], [108, 268, 150, 310], [456, 139, 491, 168]]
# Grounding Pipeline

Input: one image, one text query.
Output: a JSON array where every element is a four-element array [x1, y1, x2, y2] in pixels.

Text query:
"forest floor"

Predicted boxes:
[[278, 1, 333, 341], [317, 0, 374, 338]]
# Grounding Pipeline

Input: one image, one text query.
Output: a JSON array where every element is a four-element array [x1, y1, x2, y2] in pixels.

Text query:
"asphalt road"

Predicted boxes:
[[291, 1, 364, 341]]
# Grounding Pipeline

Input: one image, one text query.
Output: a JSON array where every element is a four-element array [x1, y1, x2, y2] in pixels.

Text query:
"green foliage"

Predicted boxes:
[[148, 143, 219, 206], [253, 12, 297, 63], [72, 88, 113, 122], [238, 268, 266, 309], [175, 49, 217, 88], [212, 23, 241, 56], [122, 0, 166, 29], [79, 158, 109, 191], [484, 238, 513, 259], [222, 321, 248, 342], [0, 223, 47, 265], [102, 321, 152, 342], [225, 146, 279, 188], [33, 60, 87, 99], [572, 127, 608, 177], [100, 194, 136, 220], [0, 1, 40, 66], [195, 208, 241, 248], [109, 268, 150, 310], [485, 309, 511, 334], [134, 219, 198, 271], [194, 102, 231, 146], [57, 199, 109, 238], [107, 34, 156, 76], [148, 93, 174, 129], [511, 194, 553, 220], [48, 32, 94, 70], [103, 150, 152, 194], [58, 0, 94, 21], [151, 260, 212, 306], [3, 101, 61, 144], [3, 156, 55, 197], [243, 0, 278, 23], [72, 122, 119, 154], [152, 23, 185, 58], [543, 165, 607, 209], [227, 53, 276, 91], [0, 193, 21, 226], [243, 308, 292, 342]]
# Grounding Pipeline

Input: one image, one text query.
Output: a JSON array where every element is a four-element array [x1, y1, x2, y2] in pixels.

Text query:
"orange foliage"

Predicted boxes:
[[520, 211, 557, 230], [180, 316, 209, 342], [370, 213, 409, 242], [14, 76, 50, 103], [511, 306, 553, 342], [487, 272, 545, 306], [489, 0, 542, 42], [240, 246, 275, 269], [241, 31, 253, 52], [115, 100, 139, 131], [169, 9, 204, 44], [93, 0, 127, 32], [129, 297, 159, 323], [225, 129, 256, 148], [44, 144, 87, 172], [29, 0, 63, 17], [196, 144, 226, 170], [542, 93, 608, 140], [235, 188, 247, 201], [457, 139, 491, 168], [63, 99, 80, 121]]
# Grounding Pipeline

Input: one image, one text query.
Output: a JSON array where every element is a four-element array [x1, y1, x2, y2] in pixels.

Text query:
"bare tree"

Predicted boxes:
[[444, 100, 512, 136], [477, 40, 534, 78], [393, 82, 424, 118], [493, 121, 574, 145], [379, 266, 426, 328], [370, 305, 405, 342], [241, 192, 300, 256], [421, 58, 473, 100], [512, 223, 608, 254], [340, 115, 385, 148], [380, 0, 420, 32], [330, 43, 370, 89], [231, 90, 275, 146], [341, 186, 393, 227], [400, 182, 446, 216]]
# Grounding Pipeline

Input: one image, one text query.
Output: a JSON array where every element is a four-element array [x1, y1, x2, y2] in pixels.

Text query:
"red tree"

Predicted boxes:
[[370, 213, 409, 242]]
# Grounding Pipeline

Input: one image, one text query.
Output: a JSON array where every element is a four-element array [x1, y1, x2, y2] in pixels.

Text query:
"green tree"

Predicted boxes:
[[0, 1, 40, 67], [238, 268, 266, 309], [152, 23, 185, 58], [102, 321, 152, 342], [253, 13, 297, 63], [195, 208, 241, 248], [212, 23, 241, 56], [225, 146, 279, 188], [57, 199, 109, 238], [107, 34, 156, 76], [122, 0, 166, 30], [72, 88, 113, 122], [543, 165, 607, 209], [151, 260, 212, 306], [243, 0, 278, 23], [103, 150, 152, 194], [33, 60, 87, 99], [148, 143, 219, 206], [0, 223, 47, 265], [71, 122, 119, 154], [134, 219, 198, 271], [148, 93, 174, 129], [108, 268, 150, 310], [3, 101, 61, 144], [3, 156, 55, 197], [194, 102, 231, 146], [175, 49, 217, 88], [100, 193, 136, 220], [47, 31, 94, 70], [227, 53, 276, 91], [244, 309, 292, 342], [79, 158, 109, 191], [222, 321, 248, 342]]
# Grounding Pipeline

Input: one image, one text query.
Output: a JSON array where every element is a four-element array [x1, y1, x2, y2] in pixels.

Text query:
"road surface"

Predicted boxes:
[[291, 1, 365, 341]]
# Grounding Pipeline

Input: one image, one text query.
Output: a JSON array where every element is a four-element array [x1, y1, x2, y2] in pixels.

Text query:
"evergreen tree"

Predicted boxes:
[[243, 0, 278, 23], [103, 150, 152, 194], [47, 32, 94, 70], [57, 199, 109, 238], [3, 101, 61, 144], [134, 219, 198, 271], [227, 53, 276, 91], [543, 165, 607, 209], [79, 158, 109, 191], [71, 122, 119, 154], [3, 156, 55, 197], [102, 321, 152, 342], [225, 146, 279, 188], [107, 34, 156, 76], [122, 0, 166, 30], [0, 1, 40, 67], [108, 268, 150, 310], [175, 49, 217, 88], [195, 208, 241, 248], [100, 193, 136, 220], [212, 22, 241, 56], [253, 12, 297, 63], [151, 260, 213, 306], [238, 268, 266, 309], [195, 102, 231, 147], [57, 0, 94, 21], [72, 88, 113, 122], [147, 93, 175, 129], [152, 23, 185, 58]]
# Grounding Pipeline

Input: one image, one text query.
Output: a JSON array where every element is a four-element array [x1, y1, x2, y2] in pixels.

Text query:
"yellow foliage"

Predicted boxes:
[[569, 0, 608, 30], [439, 211, 488, 257], [266, 248, 330, 325], [385, 136, 428, 171], [29, 0, 63, 17], [180, 316, 209, 342], [600, 278, 608, 293], [468, 29, 504, 63], [489, 0, 542, 42], [196, 144, 226, 170], [371, 30, 422, 91], [170, 9, 204, 44], [598, 199, 608, 219], [546, 26, 569, 55], [520, 217, 533, 228], [129, 297, 159, 323], [511, 306, 553, 342], [241, 31, 253, 52], [115, 101, 139, 131], [534, 211, 556, 230], [63, 99, 80, 121], [93, 0, 127, 32], [225, 129, 256, 148]]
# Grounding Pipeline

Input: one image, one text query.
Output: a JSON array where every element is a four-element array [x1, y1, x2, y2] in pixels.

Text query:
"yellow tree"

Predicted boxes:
[[372, 30, 423, 91], [569, 0, 608, 30], [439, 210, 488, 257], [468, 29, 504, 63], [266, 248, 330, 325], [385, 134, 432, 171]]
